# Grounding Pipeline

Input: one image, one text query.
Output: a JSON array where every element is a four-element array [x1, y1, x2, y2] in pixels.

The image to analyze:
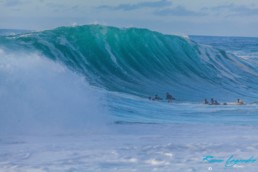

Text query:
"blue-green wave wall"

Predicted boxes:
[[1, 25, 257, 101]]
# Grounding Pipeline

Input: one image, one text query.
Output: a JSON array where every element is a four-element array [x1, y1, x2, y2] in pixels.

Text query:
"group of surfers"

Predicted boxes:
[[149, 92, 175, 103], [148, 93, 245, 105], [204, 98, 245, 105]]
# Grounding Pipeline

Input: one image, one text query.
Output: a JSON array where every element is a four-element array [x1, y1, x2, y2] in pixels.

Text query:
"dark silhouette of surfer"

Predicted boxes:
[[166, 92, 175, 103], [237, 99, 244, 105], [209, 98, 220, 105], [153, 95, 162, 101], [214, 100, 220, 105], [210, 98, 214, 105], [204, 99, 209, 104]]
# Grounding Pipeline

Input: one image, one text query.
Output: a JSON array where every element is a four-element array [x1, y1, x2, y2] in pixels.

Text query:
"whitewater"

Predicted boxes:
[[0, 25, 258, 172]]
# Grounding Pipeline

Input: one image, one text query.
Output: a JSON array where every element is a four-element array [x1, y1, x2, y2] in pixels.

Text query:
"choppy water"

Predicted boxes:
[[0, 26, 258, 171]]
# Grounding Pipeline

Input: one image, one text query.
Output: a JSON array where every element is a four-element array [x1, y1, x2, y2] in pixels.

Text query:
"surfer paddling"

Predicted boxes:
[[204, 99, 209, 104], [203, 98, 220, 105], [204, 98, 219, 105], [148, 92, 175, 103], [203, 98, 245, 105], [166, 92, 175, 103], [148, 95, 162, 101], [237, 99, 244, 105]]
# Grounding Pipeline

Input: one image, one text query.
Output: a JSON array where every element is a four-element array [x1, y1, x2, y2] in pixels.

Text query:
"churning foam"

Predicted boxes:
[[0, 49, 110, 135]]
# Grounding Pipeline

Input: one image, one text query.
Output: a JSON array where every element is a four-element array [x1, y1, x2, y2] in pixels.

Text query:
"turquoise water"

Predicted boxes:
[[1, 26, 258, 172], [1, 25, 258, 101], [0, 25, 258, 129]]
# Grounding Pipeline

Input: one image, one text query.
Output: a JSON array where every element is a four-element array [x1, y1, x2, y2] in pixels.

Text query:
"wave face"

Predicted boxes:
[[1, 25, 258, 101]]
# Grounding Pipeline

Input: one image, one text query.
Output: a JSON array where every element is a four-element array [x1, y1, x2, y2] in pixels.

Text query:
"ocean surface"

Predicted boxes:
[[0, 25, 258, 172]]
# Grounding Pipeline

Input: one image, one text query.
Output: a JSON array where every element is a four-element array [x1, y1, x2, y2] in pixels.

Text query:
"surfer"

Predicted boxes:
[[209, 98, 220, 105], [237, 99, 244, 105], [210, 98, 215, 105], [204, 99, 209, 104], [153, 95, 162, 101], [166, 92, 175, 103], [214, 100, 220, 105]]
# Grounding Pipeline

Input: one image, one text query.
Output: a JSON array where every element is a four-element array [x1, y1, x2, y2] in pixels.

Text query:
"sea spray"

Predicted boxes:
[[0, 49, 110, 135]]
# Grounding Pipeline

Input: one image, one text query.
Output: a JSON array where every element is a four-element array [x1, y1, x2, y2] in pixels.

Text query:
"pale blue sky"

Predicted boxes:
[[0, 0, 258, 36]]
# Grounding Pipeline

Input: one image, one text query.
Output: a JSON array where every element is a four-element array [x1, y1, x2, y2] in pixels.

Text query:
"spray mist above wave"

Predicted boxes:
[[0, 49, 110, 135], [1, 25, 258, 101]]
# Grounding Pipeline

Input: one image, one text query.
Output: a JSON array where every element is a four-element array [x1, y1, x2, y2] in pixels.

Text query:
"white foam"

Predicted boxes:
[[0, 49, 110, 135]]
